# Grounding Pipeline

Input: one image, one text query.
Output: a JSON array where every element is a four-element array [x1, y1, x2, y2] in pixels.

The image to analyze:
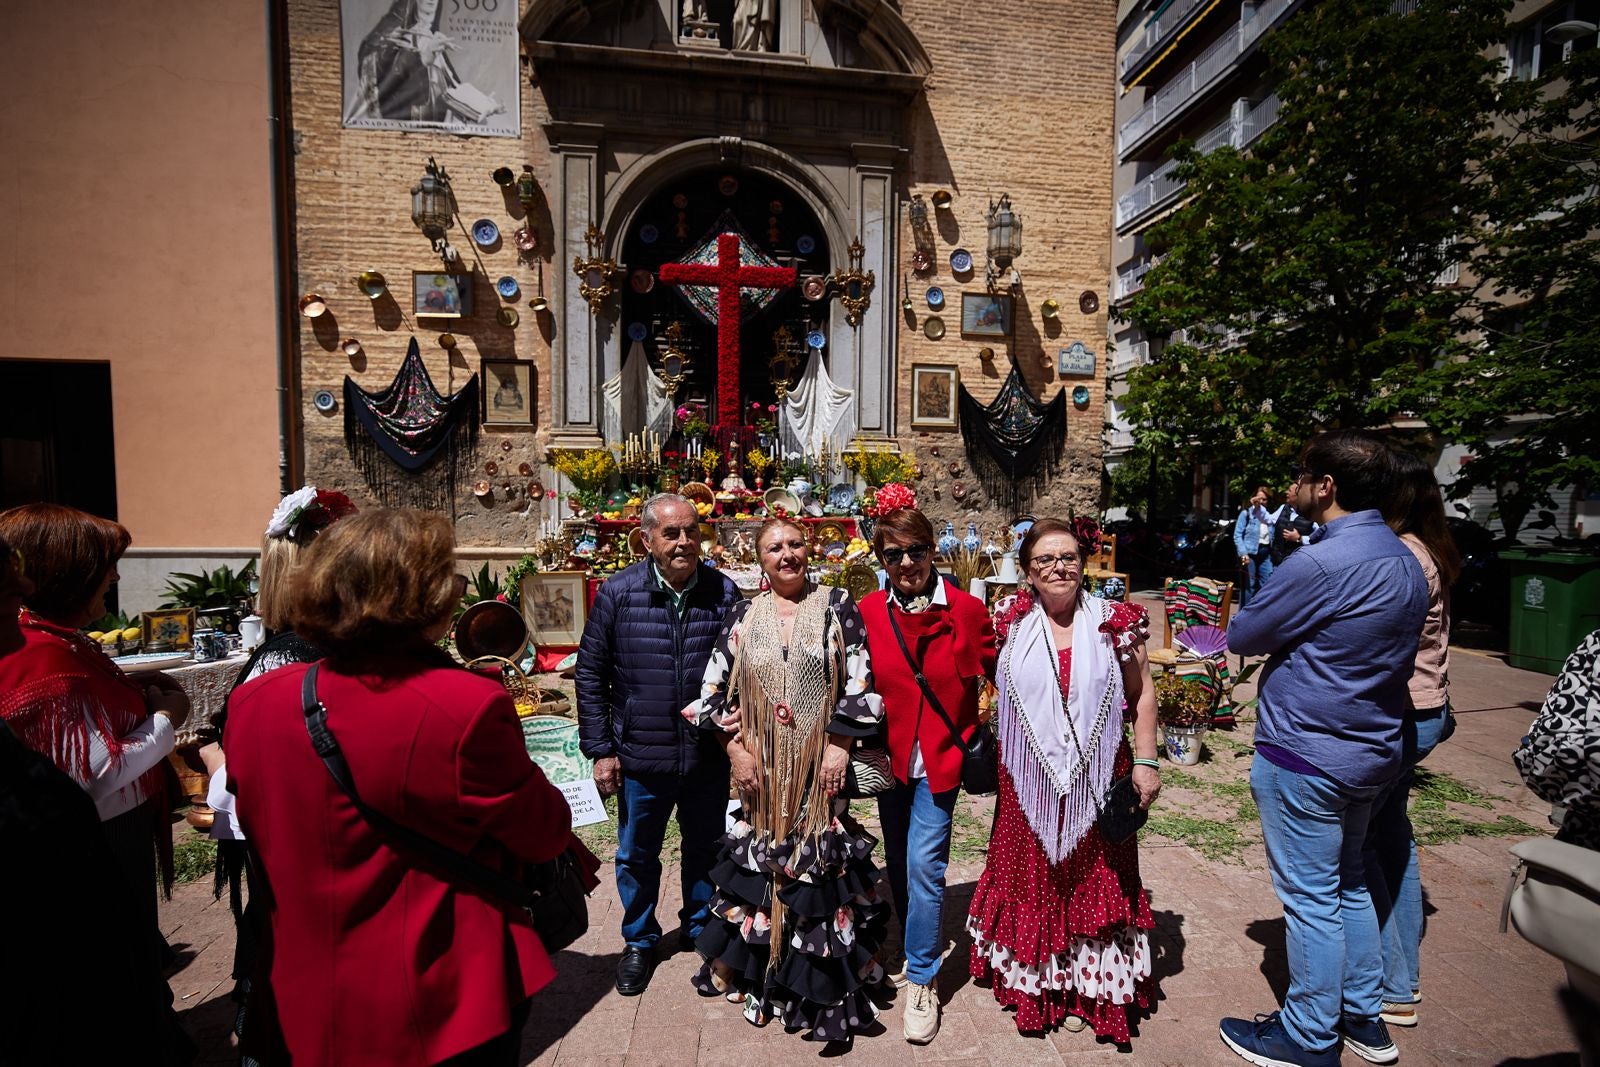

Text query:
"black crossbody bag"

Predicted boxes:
[[300, 663, 589, 952], [885, 607, 999, 796]]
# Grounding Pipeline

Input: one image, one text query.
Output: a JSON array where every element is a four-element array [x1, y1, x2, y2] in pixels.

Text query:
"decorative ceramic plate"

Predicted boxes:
[[514, 227, 537, 251], [117, 652, 190, 672], [806, 329, 827, 350], [356, 270, 387, 298], [472, 219, 500, 247], [826, 484, 855, 509], [843, 563, 881, 602], [815, 521, 847, 545], [1079, 290, 1100, 314], [473, 479, 491, 497], [764, 487, 802, 515], [804, 497, 825, 517], [1072, 385, 1091, 406], [639, 223, 659, 245], [926, 286, 945, 310], [519, 462, 533, 476], [801, 276, 827, 302], [496, 275, 519, 299], [485, 461, 499, 475], [312, 390, 337, 414], [823, 540, 848, 559], [950, 249, 973, 274], [910, 250, 933, 274], [627, 322, 649, 342], [796, 235, 816, 255], [630, 269, 654, 294], [497, 307, 519, 327], [924, 316, 946, 340]]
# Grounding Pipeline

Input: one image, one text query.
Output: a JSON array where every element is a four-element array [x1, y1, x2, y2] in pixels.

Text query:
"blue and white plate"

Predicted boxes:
[[472, 218, 500, 247], [824, 540, 848, 559], [926, 286, 945, 310], [496, 275, 520, 299], [627, 322, 649, 343], [313, 390, 337, 414], [796, 235, 816, 255], [806, 329, 827, 350], [950, 248, 973, 274], [826, 483, 855, 509], [639, 223, 659, 245], [1072, 385, 1091, 406]]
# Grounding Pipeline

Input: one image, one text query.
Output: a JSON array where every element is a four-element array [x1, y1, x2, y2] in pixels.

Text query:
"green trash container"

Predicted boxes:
[[1501, 547, 1600, 674]]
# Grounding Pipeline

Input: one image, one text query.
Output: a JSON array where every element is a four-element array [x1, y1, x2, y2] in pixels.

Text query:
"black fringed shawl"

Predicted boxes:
[[958, 362, 1068, 513], [344, 337, 478, 511]]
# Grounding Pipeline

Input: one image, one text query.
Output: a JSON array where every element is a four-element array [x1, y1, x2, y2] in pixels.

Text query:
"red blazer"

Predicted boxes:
[[859, 583, 998, 793], [225, 660, 573, 1066]]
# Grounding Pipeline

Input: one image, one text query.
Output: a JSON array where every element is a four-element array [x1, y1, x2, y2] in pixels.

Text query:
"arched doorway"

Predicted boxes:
[[618, 167, 832, 419]]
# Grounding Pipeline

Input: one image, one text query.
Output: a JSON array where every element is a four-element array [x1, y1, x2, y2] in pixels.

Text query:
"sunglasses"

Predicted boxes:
[[880, 543, 932, 566]]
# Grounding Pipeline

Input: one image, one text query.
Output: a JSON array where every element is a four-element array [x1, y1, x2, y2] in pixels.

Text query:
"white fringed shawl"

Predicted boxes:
[[995, 593, 1124, 864]]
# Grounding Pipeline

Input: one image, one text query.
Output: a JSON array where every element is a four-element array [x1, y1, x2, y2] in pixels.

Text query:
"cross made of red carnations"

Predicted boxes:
[[658, 233, 797, 428]]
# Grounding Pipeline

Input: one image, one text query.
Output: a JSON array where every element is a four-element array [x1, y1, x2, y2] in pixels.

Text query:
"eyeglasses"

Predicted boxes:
[[880, 544, 931, 566], [1029, 554, 1082, 573]]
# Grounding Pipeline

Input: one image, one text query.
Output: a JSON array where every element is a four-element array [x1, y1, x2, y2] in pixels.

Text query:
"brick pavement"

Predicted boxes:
[[162, 601, 1584, 1065]]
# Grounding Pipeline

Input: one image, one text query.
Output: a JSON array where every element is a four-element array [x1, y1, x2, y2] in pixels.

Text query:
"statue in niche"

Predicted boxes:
[[732, 0, 777, 50], [681, 0, 716, 39], [681, 0, 708, 20]]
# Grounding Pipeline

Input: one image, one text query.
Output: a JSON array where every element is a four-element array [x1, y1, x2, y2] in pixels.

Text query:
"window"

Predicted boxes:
[[1508, 0, 1599, 79]]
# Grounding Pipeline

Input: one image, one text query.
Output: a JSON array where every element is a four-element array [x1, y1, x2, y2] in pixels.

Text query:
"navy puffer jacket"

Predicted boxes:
[[576, 559, 741, 776]]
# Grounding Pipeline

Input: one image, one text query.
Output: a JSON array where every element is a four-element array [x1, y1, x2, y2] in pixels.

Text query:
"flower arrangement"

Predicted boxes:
[[265, 486, 357, 542], [676, 402, 710, 440], [750, 401, 778, 437], [551, 448, 617, 510], [1154, 675, 1215, 727], [698, 446, 720, 482], [842, 444, 918, 488], [864, 481, 917, 517], [745, 446, 773, 482]]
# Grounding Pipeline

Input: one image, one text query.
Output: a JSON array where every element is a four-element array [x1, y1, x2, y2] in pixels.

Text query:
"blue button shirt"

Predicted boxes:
[[1229, 509, 1427, 788]]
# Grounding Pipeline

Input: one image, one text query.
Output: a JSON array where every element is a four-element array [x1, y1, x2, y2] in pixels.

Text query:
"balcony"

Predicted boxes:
[[1117, 0, 1297, 159], [1115, 94, 1280, 230], [1112, 339, 1151, 376], [1108, 428, 1138, 452], [1114, 259, 1156, 302], [1122, 0, 1213, 83]]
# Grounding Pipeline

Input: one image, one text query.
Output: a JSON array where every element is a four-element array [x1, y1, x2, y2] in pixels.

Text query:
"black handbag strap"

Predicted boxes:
[[884, 605, 972, 750], [300, 664, 534, 909]]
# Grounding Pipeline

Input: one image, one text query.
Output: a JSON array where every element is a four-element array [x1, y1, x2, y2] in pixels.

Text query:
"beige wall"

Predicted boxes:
[[0, 0, 281, 549]]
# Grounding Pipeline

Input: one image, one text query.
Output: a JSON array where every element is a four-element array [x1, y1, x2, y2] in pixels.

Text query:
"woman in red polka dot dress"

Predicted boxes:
[[967, 518, 1162, 1045]]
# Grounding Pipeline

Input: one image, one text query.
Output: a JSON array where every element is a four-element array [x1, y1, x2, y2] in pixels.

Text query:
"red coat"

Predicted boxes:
[[859, 584, 998, 793], [224, 659, 573, 1066]]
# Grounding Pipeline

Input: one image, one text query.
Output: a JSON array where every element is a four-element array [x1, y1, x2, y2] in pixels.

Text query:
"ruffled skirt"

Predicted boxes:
[[691, 804, 889, 1043]]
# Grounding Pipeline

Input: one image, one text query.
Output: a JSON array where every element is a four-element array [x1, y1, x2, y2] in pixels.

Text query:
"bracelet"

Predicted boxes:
[[1132, 757, 1161, 769]]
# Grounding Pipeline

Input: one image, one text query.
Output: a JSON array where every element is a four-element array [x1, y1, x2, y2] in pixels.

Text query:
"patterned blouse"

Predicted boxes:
[[686, 585, 881, 738]]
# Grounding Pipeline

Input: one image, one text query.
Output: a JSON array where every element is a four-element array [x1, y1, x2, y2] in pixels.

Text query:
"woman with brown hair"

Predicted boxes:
[[683, 516, 888, 1045], [224, 508, 581, 1067], [854, 504, 997, 1045], [967, 517, 1161, 1045]]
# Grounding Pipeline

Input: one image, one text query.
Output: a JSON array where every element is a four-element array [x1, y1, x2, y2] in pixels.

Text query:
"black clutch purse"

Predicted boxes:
[[1099, 774, 1148, 844]]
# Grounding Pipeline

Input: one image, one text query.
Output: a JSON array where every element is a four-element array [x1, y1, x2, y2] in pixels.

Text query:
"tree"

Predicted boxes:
[[1399, 44, 1600, 537], [1118, 0, 1511, 499]]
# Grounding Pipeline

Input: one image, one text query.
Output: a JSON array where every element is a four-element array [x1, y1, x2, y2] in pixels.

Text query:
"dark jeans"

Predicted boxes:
[[615, 768, 727, 948]]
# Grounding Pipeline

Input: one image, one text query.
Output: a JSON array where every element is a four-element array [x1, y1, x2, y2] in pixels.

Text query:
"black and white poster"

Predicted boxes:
[[340, 0, 520, 138]]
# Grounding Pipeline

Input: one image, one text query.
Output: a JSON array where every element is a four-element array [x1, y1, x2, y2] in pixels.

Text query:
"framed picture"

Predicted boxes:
[[910, 363, 960, 430], [960, 292, 1013, 338], [520, 571, 587, 646], [141, 607, 197, 650], [413, 270, 472, 318], [482, 358, 535, 426], [1058, 340, 1097, 377]]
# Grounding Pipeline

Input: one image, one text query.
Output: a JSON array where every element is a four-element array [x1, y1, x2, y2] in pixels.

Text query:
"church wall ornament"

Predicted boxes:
[[830, 237, 875, 327]]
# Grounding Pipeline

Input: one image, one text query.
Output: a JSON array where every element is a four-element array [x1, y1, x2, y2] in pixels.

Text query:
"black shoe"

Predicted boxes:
[[1336, 1014, 1398, 1065], [616, 946, 656, 996]]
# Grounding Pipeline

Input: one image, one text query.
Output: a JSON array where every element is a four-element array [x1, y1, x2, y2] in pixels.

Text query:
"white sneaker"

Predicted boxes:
[[884, 958, 908, 989], [903, 982, 939, 1044]]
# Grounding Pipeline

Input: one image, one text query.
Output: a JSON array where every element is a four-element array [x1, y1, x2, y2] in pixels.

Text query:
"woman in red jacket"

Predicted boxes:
[[224, 509, 578, 1067], [856, 506, 997, 1046]]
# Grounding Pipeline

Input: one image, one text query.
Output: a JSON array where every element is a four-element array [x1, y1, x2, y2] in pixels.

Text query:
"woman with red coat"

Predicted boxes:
[[224, 509, 587, 1067], [856, 505, 997, 1046]]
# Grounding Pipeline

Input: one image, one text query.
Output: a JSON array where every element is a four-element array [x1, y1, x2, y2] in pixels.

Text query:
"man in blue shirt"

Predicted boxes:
[[1219, 431, 1427, 1067]]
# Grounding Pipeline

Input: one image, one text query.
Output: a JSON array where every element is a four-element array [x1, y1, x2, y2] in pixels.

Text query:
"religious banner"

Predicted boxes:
[[340, 0, 520, 138]]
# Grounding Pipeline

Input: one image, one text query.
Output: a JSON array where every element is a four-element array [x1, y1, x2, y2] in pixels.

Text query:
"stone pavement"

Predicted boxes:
[[161, 601, 1586, 1065]]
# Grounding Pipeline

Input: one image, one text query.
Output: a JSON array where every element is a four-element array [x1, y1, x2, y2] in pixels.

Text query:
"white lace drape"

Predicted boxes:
[[779, 347, 855, 458], [602, 340, 675, 443]]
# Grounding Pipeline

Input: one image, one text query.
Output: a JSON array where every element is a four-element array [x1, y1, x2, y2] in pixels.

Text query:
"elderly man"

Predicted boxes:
[[1219, 431, 1427, 1067], [577, 493, 740, 995]]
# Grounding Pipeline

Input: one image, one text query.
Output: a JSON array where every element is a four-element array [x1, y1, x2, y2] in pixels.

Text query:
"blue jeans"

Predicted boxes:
[[1363, 704, 1455, 1003], [877, 777, 958, 987], [1252, 755, 1389, 1052], [615, 769, 726, 950], [1240, 549, 1274, 606]]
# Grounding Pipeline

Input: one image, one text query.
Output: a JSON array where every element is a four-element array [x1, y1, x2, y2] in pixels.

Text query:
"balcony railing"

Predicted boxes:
[[1112, 340, 1151, 375], [1108, 428, 1137, 451], [1114, 259, 1156, 301], [1118, 0, 1295, 157], [1122, 0, 1211, 80], [1116, 94, 1281, 229]]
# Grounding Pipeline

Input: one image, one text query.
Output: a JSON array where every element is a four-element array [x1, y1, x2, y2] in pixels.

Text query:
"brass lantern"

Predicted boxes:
[[411, 157, 458, 263], [985, 193, 1022, 291]]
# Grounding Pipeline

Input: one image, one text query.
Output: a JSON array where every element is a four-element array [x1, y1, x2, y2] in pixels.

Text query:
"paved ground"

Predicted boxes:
[[161, 596, 1586, 1065]]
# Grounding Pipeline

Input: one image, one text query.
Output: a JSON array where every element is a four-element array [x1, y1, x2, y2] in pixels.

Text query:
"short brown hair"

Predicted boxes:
[[1018, 518, 1084, 569], [871, 508, 935, 556], [0, 504, 131, 622], [292, 509, 458, 661]]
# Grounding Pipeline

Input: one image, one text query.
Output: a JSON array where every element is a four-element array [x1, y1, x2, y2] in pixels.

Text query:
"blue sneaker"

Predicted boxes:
[[1337, 1013, 1399, 1064], [1219, 1012, 1341, 1067]]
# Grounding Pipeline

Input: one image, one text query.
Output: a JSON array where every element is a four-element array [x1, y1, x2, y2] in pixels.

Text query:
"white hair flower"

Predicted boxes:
[[266, 486, 319, 539]]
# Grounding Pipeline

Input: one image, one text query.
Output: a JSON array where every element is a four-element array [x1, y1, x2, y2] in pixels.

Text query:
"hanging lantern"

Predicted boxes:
[[985, 193, 1022, 291], [411, 157, 458, 262]]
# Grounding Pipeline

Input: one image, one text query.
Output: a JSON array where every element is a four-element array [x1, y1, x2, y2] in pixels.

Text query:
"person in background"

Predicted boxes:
[[1270, 470, 1317, 568], [1364, 449, 1460, 1029], [0, 505, 196, 1064], [856, 505, 997, 1045], [576, 493, 741, 996], [225, 509, 580, 1066], [1233, 486, 1279, 605], [1517, 630, 1600, 851], [1219, 432, 1426, 1067]]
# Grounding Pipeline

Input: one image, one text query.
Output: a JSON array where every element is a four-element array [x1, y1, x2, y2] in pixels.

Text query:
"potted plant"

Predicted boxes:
[[1155, 674, 1215, 766]]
